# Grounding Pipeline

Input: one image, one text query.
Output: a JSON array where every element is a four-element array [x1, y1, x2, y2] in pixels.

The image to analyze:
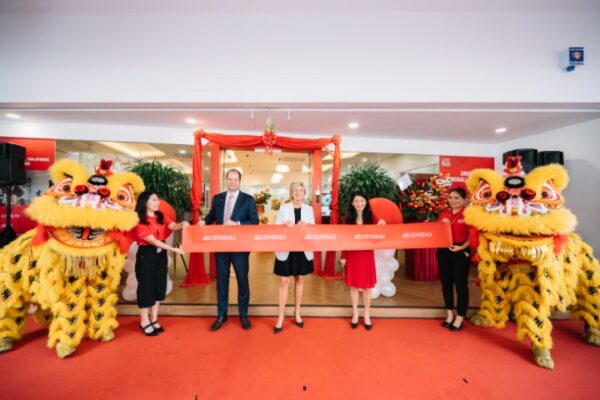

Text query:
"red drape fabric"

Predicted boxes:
[[184, 129, 342, 285], [404, 248, 440, 281]]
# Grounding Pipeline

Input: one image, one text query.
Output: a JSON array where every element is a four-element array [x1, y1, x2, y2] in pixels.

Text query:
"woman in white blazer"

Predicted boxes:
[[273, 181, 315, 334]]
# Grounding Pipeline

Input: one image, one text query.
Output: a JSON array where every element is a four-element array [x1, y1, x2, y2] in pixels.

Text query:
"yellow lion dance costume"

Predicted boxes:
[[0, 159, 143, 358], [465, 157, 600, 369]]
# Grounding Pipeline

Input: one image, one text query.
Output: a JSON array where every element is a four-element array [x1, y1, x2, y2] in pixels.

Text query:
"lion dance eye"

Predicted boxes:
[[114, 185, 135, 208], [472, 180, 493, 204], [48, 177, 74, 197], [538, 180, 563, 206]]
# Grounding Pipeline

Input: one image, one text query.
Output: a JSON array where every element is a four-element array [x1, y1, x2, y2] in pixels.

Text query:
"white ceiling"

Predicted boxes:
[[2, 0, 599, 13], [2, 103, 599, 144]]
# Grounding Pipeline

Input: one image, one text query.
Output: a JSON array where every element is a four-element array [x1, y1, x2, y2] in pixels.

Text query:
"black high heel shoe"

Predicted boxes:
[[295, 317, 304, 328], [151, 321, 165, 333], [274, 325, 283, 334], [351, 319, 359, 329], [364, 321, 372, 331], [449, 321, 463, 332], [140, 323, 158, 337], [441, 318, 454, 328]]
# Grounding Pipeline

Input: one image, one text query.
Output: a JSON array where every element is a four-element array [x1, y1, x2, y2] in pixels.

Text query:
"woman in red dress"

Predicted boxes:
[[340, 192, 385, 330], [133, 192, 188, 336]]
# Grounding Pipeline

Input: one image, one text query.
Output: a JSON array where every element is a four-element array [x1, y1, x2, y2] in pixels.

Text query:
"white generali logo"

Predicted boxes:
[[254, 235, 286, 241], [402, 231, 433, 238], [441, 157, 451, 167], [354, 234, 386, 240], [305, 234, 337, 240], [203, 235, 236, 241]]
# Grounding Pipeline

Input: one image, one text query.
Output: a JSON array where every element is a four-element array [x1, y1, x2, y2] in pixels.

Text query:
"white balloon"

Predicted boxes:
[[381, 283, 397, 297], [126, 273, 138, 289], [387, 258, 399, 272], [378, 270, 393, 283], [370, 286, 381, 299], [123, 259, 135, 273], [379, 249, 395, 260], [122, 287, 137, 301]]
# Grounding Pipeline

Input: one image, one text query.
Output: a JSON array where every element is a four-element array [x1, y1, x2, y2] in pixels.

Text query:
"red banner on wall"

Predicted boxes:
[[182, 223, 451, 253], [0, 137, 56, 170], [439, 155, 495, 189], [0, 205, 37, 234]]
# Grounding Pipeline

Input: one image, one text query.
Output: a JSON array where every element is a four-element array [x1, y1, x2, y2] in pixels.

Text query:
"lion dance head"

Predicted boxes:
[[0, 159, 144, 358]]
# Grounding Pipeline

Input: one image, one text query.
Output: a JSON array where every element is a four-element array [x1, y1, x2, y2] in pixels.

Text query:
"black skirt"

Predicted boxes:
[[274, 252, 314, 276], [135, 245, 168, 308]]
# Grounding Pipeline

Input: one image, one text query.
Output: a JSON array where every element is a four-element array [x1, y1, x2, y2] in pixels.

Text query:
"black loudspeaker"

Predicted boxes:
[[503, 148, 538, 173], [539, 151, 564, 166], [0, 142, 27, 185]]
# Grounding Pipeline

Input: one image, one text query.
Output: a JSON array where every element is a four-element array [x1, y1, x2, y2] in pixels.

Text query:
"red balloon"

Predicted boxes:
[[369, 198, 403, 224], [158, 199, 177, 222]]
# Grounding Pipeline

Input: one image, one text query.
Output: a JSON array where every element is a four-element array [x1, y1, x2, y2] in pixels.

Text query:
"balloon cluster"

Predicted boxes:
[[371, 249, 399, 298], [121, 241, 175, 301]]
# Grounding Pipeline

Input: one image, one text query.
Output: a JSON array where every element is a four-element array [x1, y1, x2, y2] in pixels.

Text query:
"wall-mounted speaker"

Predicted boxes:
[[0, 142, 26, 185], [503, 148, 538, 173], [539, 151, 564, 166]]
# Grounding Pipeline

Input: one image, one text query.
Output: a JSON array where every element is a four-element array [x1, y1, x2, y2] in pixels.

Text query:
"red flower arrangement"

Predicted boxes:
[[399, 174, 451, 222]]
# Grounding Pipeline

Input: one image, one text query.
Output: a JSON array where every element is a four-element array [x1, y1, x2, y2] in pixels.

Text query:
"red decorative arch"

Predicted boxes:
[[181, 129, 342, 286]]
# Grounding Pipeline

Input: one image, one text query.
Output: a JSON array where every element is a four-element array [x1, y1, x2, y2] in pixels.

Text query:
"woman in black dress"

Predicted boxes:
[[273, 182, 315, 333]]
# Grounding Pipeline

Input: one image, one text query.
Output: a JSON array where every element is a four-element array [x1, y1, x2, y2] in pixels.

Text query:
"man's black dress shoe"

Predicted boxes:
[[210, 316, 227, 332], [240, 317, 251, 330]]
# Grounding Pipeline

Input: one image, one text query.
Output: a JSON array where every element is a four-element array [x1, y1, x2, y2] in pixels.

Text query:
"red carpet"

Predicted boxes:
[[1, 316, 599, 399]]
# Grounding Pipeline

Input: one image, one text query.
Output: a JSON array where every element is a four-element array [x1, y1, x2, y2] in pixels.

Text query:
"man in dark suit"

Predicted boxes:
[[200, 169, 259, 331]]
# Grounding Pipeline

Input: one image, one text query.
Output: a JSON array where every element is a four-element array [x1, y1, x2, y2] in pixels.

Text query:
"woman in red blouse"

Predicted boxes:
[[133, 192, 188, 336], [437, 187, 470, 332]]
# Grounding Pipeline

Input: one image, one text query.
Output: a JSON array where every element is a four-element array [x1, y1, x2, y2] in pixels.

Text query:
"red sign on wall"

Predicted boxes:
[[0, 205, 37, 234], [0, 137, 55, 170], [439, 155, 495, 189]]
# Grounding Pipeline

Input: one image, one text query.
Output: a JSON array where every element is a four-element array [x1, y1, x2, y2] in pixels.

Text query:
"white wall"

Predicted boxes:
[[1, 11, 599, 104], [497, 118, 600, 251]]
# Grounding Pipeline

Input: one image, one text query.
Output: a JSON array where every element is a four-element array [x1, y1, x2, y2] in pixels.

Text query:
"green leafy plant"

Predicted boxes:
[[338, 163, 399, 220], [129, 160, 191, 219]]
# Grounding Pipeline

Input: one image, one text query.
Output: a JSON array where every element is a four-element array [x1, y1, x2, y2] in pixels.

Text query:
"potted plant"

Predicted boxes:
[[338, 163, 399, 221], [129, 160, 191, 219]]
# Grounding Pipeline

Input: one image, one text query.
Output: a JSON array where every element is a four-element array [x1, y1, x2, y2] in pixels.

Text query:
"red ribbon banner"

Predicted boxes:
[[182, 223, 452, 253]]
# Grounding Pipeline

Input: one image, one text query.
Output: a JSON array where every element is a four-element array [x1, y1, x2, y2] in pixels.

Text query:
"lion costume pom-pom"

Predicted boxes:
[[465, 156, 600, 369], [0, 159, 144, 358]]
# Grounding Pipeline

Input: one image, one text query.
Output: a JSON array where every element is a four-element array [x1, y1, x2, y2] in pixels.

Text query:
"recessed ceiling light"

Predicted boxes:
[[275, 164, 289, 173], [185, 118, 197, 124], [495, 127, 508, 134], [178, 149, 187, 155], [348, 122, 359, 129], [5, 113, 21, 119]]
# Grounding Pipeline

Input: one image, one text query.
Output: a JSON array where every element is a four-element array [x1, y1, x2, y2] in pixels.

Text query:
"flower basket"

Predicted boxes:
[[399, 174, 451, 222]]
